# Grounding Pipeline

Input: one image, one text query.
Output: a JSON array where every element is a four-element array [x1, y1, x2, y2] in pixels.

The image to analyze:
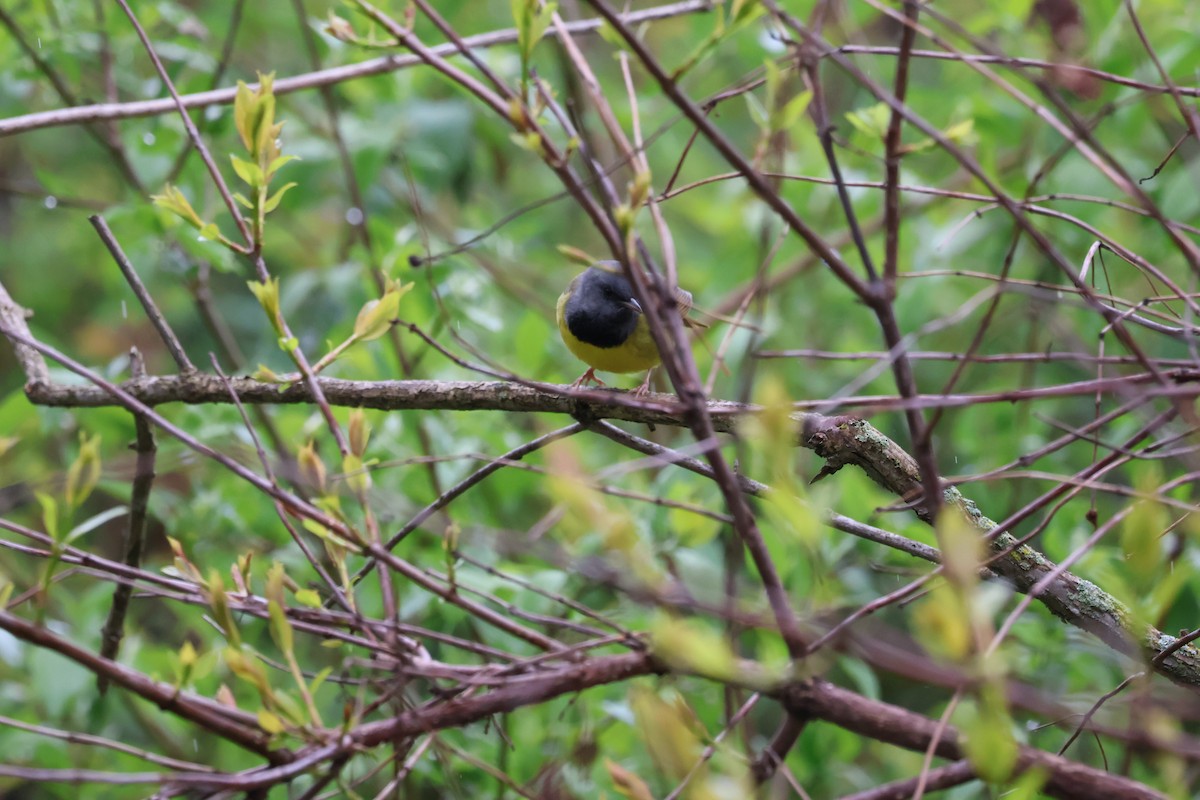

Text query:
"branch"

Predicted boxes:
[[3, 294, 1199, 685], [781, 679, 1166, 800], [0, 1, 713, 137]]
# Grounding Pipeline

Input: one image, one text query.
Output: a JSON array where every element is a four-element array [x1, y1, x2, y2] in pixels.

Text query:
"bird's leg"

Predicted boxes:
[[571, 367, 604, 389], [633, 368, 655, 396]]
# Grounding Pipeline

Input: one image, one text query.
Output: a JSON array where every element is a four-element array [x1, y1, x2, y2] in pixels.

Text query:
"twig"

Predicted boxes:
[[97, 349, 157, 693], [0, 4, 145, 190], [89, 215, 195, 372], [835, 760, 976, 800], [113, 0, 253, 250], [749, 712, 809, 785]]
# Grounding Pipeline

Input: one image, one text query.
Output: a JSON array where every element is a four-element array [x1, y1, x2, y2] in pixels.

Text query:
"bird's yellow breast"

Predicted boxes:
[[556, 290, 661, 374]]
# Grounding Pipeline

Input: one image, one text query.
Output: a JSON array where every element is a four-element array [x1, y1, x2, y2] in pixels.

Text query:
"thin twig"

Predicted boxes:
[[89, 215, 195, 372]]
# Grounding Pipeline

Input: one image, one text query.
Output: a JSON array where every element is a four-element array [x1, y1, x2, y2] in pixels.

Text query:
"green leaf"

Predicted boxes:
[[352, 288, 403, 343], [310, 666, 333, 695], [730, 0, 765, 27], [36, 492, 58, 541], [773, 89, 812, 133], [257, 708, 284, 734], [343, 453, 371, 495], [247, 277, 283, 335], [151, 184, 204, 228], [1123, 500, 1165, 585], [207, 572, 242, 648], [528, 2, 557, 60], [230, 155, 263, 189], [65, 505, 129, 544], [262, 182, 297, 214], [912, 584, 971, 660], [944, 118, 975, 143], [670, 6, 725, 80], [1005, 767, 1050, 799], [512, 0, 556, 65], [595, 20, 626, 51], [629, 687, 703, 779], [225, 646, 270, 694], [234, 81, 259, 153], [649, 615, 737, 683], [937, 509, 983, 587], [268, 598, 294, 654], [959, 686, 1018, 783], [301, 519, 361, 553], [294, 589, 321, 608], [265, 154, 299, 180], [64, 432, 102, 510], [845, 102, 891, 139]]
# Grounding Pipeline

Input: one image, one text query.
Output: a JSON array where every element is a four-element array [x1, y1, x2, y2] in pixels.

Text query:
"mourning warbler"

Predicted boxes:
[[556, 261, 693, 393]]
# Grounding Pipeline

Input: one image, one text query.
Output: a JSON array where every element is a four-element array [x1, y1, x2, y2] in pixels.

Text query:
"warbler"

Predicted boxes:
[[556, 261, 694, 394]]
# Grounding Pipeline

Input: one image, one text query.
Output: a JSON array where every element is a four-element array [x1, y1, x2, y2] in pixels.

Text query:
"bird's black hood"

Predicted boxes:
[[562, 263, 641, 349]]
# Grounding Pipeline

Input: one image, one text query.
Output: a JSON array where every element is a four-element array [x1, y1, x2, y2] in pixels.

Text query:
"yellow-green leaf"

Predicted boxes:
[[64, 431, 102, 510], [230, 155, 263, 189], [234, 81, 258, 153], [630, 687, 702, 780], [912, 584, 971, 661], [845, 102, 890, 139], [266, 154, 299, 180], [151, 184, 204, 228], [262, 182, 297, 214], [225, 646, 270, 694], [343, 453, 371, 496], [959, 686, 1018, 783], [302, 519, 362, 553], [348, 409, 371, 457], [294, 589, 321, 608], [257, 708, 284, 734], [36, 491, 59, 541], [247, 277, 283, 336], [308, 667, 334, 698], [773, 89, 812, 133], [731, 0, 764, 26], [207, 571, 241, 648], [649, 615, 737, 683], [252, 364, 284, 383], [936, 508, 983, 588], [353, 293, 400, 343], [944, 118, 975, 143], [268, 598, 294, 654]]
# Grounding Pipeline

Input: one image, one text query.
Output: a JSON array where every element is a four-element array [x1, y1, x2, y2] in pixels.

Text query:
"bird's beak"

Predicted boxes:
[[625, 297, 643, 314]]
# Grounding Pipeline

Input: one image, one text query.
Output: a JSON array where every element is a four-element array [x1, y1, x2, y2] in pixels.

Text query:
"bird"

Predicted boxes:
[[556, 261, 694, 394]]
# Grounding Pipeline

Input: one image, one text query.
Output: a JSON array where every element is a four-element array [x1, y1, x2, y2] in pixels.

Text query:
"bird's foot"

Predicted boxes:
[[570, 368, 605, 389], [632, 369, 654, 397]]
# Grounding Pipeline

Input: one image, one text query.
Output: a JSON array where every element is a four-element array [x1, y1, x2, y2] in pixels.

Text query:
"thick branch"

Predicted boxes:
[[781, 678, 1165, 800], [4, 342, 1199, 685]]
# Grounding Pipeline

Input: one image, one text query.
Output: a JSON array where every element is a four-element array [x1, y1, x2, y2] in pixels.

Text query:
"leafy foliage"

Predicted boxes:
[[0, 0, 1199, 798]]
